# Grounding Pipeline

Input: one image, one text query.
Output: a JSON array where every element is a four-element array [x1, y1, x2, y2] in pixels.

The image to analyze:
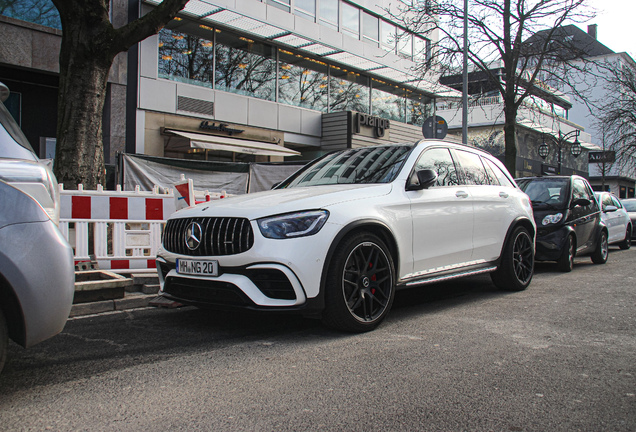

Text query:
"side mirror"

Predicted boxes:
[[406, 169, 438, 191], [571, 198, 591, 208], [604, 205, 618, 213]]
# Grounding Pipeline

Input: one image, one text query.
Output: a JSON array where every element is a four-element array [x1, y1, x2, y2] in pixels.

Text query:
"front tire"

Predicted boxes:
[[491, 226, 534, 291], [0, 308, 7, 374], [322, 232, 395, 332], [618, 226, 632, 250], [557, 234, 575, 272], [591, 230, 609, 264]]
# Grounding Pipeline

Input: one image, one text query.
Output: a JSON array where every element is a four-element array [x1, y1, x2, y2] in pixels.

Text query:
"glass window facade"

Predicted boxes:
[[279, 50, 329, 111], [362, 12, 379, 45], [330, 68, 369, 113], [341, 2, 359, 38], [214, 32, 276, 101], [0, 0, 61, 29], [295, 0, 316, 20], [319, 0, 339, 29], [157, 25, 434, 125]]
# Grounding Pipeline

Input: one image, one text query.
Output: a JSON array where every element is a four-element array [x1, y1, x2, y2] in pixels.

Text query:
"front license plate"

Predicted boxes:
[[177, 259, 218, 276]]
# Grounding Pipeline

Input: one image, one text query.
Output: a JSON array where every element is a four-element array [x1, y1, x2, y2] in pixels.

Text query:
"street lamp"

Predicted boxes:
[[537, 130, 582, 175]]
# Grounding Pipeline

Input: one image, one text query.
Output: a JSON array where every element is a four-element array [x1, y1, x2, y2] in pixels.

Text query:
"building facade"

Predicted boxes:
[[134, 0, 452, 164], [524, 24, 636, 198], [1, 0, 454, 180], [437, 66, 592, 179]]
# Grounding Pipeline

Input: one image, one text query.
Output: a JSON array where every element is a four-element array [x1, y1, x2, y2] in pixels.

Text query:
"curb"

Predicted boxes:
[[69, 293, 159, 318]]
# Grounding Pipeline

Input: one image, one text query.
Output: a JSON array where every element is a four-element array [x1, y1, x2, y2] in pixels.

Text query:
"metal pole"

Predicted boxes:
[[462, 0, 468, 144]]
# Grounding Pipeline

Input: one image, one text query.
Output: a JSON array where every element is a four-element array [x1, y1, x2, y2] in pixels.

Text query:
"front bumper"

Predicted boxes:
[[535, 226, 569, 261], [155, 220, 341, 312]]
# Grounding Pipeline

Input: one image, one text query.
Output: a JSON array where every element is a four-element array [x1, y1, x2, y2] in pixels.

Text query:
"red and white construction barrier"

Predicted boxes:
[[59, 182, 226, 272]]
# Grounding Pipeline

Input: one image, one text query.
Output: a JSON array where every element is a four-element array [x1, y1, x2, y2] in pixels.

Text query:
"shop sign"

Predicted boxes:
[[354, 113, 390, 138], [588, 151, 615, 163], [542, 164, 558, 175], [199, 121, 244, 136]]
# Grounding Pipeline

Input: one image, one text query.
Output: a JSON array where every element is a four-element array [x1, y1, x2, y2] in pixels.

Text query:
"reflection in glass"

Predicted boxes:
[[267, 0, 291, 12], [319, 0, 338, 29], [398, 32, 413, 59], [406, 92, 432, 125], [415, 148, 460, 187], [371, 79, 405, 122], [280, 145, 412, 187], [278, 51, 329, 111], [341, 2, 359, 38], [158, 29, 215, 87], [381, 20, 397, 52], [362, 12, 379, 45], [0, 0, 60, 29], [215, 32, 276, 101], [295, 0, 316, 20], [330, 68, 369, 113]]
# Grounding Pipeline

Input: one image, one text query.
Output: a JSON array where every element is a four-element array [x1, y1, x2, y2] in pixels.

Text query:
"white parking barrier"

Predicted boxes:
[[59, 183, 226, 271]]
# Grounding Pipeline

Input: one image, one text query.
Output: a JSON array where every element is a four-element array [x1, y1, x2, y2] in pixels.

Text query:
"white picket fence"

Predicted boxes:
[[59, 183, 226, 273]]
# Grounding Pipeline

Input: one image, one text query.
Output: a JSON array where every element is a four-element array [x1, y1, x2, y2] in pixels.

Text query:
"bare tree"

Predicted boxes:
[[392, 0, 594, 176], [51, 0, 189, 189], [597, 60, 636, 174]]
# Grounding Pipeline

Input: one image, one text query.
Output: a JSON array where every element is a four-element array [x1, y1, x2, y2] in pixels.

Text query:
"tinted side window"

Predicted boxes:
[[414, 147, 460, 187], [483, 157, 515, 187], [452, 150, 490, 185], [573, 178, 598, 211]]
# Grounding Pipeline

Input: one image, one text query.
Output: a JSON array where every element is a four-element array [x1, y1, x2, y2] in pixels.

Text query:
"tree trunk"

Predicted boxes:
[[55, 57, 110, 189], [503, 100, 518, 178]]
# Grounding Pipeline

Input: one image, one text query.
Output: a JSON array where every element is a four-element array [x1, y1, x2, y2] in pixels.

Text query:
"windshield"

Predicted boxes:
[[0, 100, 37, 160], [277, 145, 413, 188], [517, 178, 569, 207]]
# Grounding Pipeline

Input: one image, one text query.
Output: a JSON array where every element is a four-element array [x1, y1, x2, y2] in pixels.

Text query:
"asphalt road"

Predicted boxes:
[[1, 248, 635, 431]]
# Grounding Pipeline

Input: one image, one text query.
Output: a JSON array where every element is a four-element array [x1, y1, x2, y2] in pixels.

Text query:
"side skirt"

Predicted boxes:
[[397, 264, 498, 289]]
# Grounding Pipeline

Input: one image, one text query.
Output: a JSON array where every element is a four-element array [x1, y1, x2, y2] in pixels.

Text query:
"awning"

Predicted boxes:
[[166, 130, 301, 157]]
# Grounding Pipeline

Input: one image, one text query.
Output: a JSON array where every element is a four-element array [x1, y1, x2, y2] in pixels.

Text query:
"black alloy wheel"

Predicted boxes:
[[592, 230, 609, 264], [322, 232, 395, 332], [491, 226, 534, 291], [557, 234, 575, 272]]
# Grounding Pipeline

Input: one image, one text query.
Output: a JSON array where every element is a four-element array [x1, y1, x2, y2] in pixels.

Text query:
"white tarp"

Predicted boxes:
[[122, 154, 305, 195]]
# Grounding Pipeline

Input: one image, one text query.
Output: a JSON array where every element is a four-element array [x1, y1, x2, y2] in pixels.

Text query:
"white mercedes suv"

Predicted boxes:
[[156, 141, 535, 332]]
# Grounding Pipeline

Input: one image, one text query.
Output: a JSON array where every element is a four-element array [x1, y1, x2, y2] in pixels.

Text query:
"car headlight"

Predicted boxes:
[[258, 210, 329, 239], [542, 213, 563, 225]]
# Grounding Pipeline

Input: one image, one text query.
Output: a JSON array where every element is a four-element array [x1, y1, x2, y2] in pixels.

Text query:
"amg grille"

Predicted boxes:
[[163, 217, 254, 256]]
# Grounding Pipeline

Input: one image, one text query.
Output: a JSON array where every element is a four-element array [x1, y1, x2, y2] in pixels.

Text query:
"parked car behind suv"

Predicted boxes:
[[595, 191, 631, 249], [516, 175, 608, 272], [0, 82, 74, 373], [157, 141, 536, 332], [621, 198, 636, 240]]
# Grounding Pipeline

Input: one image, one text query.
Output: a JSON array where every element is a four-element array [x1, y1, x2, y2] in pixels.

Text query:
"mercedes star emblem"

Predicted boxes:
[[185, 222, 203, 251]]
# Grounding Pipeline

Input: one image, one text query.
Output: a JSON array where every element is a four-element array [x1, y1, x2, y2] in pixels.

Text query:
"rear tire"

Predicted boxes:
[[0, 308, 7, 374], [557, 234, 575, 272], [591, 230, 609, 264], [491, 226, 534, 291], [322, 232, 395, 332], [618, 226, 632, 250]]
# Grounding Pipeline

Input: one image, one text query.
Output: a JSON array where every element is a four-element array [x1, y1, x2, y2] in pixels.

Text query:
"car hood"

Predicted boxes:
[[171, 183, 394, 220]]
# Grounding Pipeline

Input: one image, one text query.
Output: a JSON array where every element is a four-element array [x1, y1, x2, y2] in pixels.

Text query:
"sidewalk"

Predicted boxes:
[[69, 271, 183, 318]]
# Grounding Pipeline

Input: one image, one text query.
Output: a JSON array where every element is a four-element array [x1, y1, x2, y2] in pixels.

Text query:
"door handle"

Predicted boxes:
[[455, 191, 469, 198], [499, 191, 509, 198]]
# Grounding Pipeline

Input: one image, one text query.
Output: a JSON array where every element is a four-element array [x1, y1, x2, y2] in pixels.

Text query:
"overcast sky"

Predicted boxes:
[[578, 0, 636, 57]]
